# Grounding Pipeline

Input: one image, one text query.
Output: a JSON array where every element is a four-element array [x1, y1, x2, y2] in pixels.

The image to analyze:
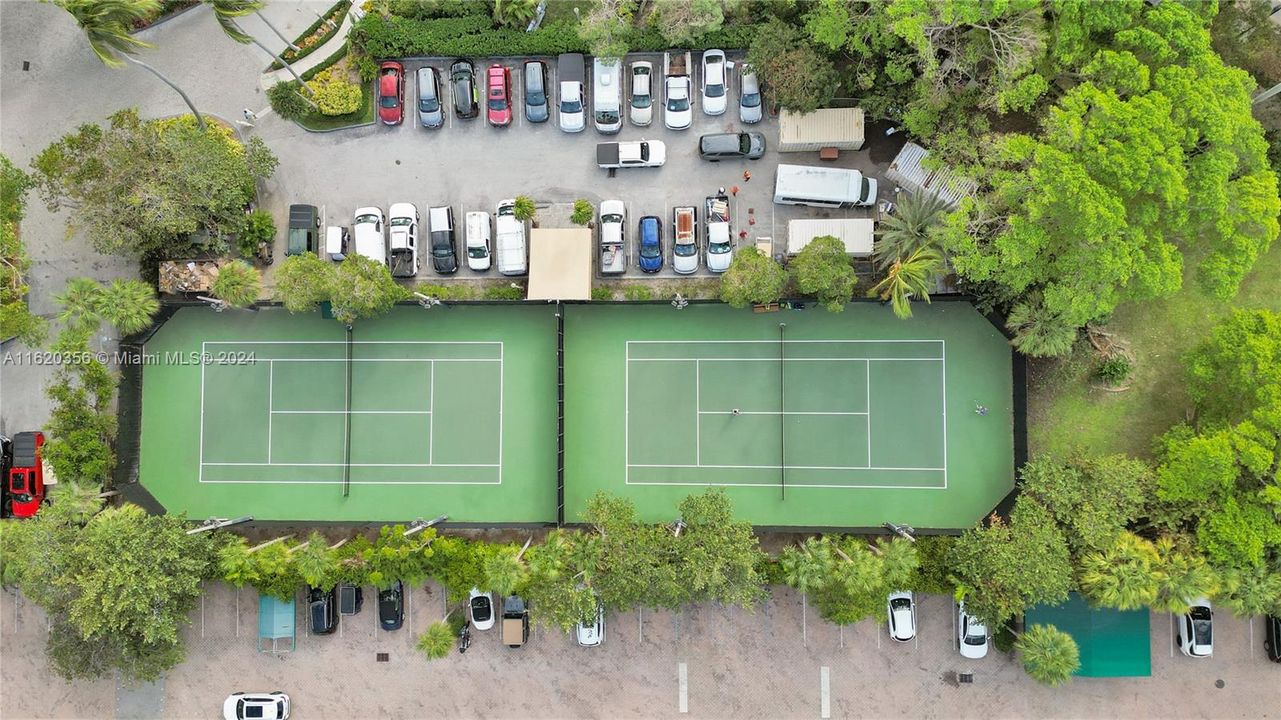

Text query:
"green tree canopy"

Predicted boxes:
[[1016, 623, 1080, 687], [719, 246, 787, 308], [791, 235, 856, 312], [211, 259, 261, 308], [1019, 454, 1152, 555], [274, 252, 336, 314], [1185, 309, 1281, 424], [31, 109, 277, 259], [1077, 531, 1160, 610], [328, 255, 408, 325], [747, 18, 838, 113], [780, 535, 918, 625]]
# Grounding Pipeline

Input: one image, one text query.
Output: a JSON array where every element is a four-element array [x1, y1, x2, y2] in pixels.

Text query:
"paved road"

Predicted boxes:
[[2, 583, 1278, 719]]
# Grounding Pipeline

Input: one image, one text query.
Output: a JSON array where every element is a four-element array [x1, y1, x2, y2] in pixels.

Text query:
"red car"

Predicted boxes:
[[7, 432, 46, 518], [486, 64, 512, 127], [377, 61, 405, 126]]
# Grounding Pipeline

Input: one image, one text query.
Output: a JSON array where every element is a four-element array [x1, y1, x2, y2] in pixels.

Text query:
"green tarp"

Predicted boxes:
[[1026, 592, 1151, 677]]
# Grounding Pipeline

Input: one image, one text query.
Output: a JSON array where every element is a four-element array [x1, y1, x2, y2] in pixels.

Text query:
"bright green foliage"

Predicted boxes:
[[2, 503, 214, 682], [868, 246, 943, 319], [747, 18, 838, 113], [780, 536, 918, 625], [512, 195, 537, 222], [31, 109, 277, 258], [1077, 531, 1160, 610], [423, 536, 497, 602], [1216, 562, 1281, 617], [329, 255, 409, 325], [216, 536, 258, 588], [1151, 536, 1218, 614], [580, 492, 683, 610], [791, 235, 856, 312], [1016, 624, 1080, 687], [1019, 454, 1152, 554], [292, 532, 340, 590], [306, 67, 362, 116], [570, 199, 594, 226], [0, 153, 44, 345], [95, 279, 159, 335], [1185, 310, 1281, 424], [874, 191, 949, 269], [720, 246, 787, 308], [1049, 0, 1144, 69], [238, 209, 275, 258], [675, 490, 768, 609], [524, 529, 600, 631], [361, 524, 436, 589], [1196, 495, 1281, 570], [577, 0, 632, 60], [210, 260, 261, 308], [267, 80, 311, 121], [42, 325, 118, 486], [483, 544, 530, 598], [907, 535, 955, 594], [651, 0, 722, 46], [947, 498, 1073, 627], [493, 0, 538, 28], [416, 621, 456, 659], [273, 252, 335, 314]]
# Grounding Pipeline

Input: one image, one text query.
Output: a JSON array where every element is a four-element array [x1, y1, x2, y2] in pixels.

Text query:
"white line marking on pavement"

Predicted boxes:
[[678, 662, 688, 713], [1169, 613, 1175, 657], [201, 580, 206, 638], [802, 593, 808, 648], [639, 607, 644, 643], [820, 666, 831, 719], [839, 624, 843, 649]]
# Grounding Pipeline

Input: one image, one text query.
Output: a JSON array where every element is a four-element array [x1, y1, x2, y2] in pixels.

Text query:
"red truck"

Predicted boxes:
[[5, 431, 47, 518]]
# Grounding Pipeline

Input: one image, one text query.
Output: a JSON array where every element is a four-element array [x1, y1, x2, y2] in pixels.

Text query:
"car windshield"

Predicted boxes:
[[561, 99, 582, 113], [890, 598, 911, 610], [710, 241, 731, 253], [739, 135, 753, 153], [355, 214, 379, 225], [964, 620, 987, 645], [707, 82, 725, 98], [632, 93, 651, 109], [668, 97, 689, 112], [389, 217, 411, 227], [861, 177, 873, 201], [468, 246, 489, 258], [488, 97, 507, 111], [471, 596, 492, 622], [675, 242, 697, 256], [242, 701, 266, 719], [640, 242, 660, 258], [379, 93, 398, 109], [527, 89, 545, 105], [742, 91, 761, 108], [419, 98, 439, 113], [597, 110, 620, 124]]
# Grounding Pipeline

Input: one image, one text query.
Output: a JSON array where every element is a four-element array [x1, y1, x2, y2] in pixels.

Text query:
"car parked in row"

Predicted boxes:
[[469, 588, 495, 631], [699, 132, 766, 161], [450, 59, 478, 119], [638, 215, 663, 273], [629, 61, 653, 126], [378, 61, 405, 126], [465, 211, 492, 271], [429, 205, 458, 274], [523, 60, 549, 123], [223, 692, 289, 720], [701, 49, 728, 116], [558, 53, 586, 133], [502, 595, 529, 647], [415, 67, 443, 129], [486, 64, 512, 127], [1265, 614, 1281, 663], [1178, 599, 1213, 658], [575, 601, 606, 647], [387, 202, 419, 278], [378, 580, 404, 631], [308, 586, 338, 635], [672, 206, 699, 275], [739, 65, 762, 124], [352, 207, 387, 266], [887, 591, 916, 642], [957, 601, 989, 659], [287, 204, 319, 257], [665, 74, 692, 130]]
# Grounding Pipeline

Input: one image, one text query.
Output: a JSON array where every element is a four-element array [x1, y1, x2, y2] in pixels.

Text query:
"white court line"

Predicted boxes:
[[624, 480, 947, 490], [267, 361, 273, 463], [242, 358, 499, 363], [198, 478, 502, 486], [629, 464, 945, 471], [820, 666, 831, 720], [428, 361, 436, 465], [942, 340, 949, 489], [271, 410, 432, 414], [625, 341, 630, 483], [199, 342, 207, 482], [628, 357, 943, 362], [627, 339, 945, 344], [695, 359, 700, 466], [203, 462, 499, 468], [205, 340, 503, 345], [865, 360, 871, 467], [697, 410, 867, 416], [498, 342, 504, 484], [678, 662, 688, 713]]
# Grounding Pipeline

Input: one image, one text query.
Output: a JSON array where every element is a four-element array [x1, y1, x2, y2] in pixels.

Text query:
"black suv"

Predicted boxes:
[[308, 586, 337, 634], [698, 132, 766, 161], [378, 581, 404, 631], [451, 60, 478, 119], [429, 206, 458, 274], [287, 204, 319, 256], [1266, 614, 1281, 663]]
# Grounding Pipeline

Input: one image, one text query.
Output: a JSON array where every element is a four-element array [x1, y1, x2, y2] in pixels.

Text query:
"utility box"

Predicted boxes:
[[778, 108, 865, 152]]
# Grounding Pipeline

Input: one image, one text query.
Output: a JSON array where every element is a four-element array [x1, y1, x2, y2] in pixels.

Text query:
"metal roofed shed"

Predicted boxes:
[[786, 218, 874, 256], [258, 593, 296, 653], [778, 108, 865, 152], [527, 228, 593, 301], [1025, 593, 1151, 677], [886, 142, 978, 208]]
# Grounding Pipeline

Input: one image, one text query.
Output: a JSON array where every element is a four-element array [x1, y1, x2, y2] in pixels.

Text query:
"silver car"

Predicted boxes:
[[575, 602, 605, 647], [739, 66, 762, 124], [416, 67, 443, 129], [629, 61, 653, 126], [701, 49, 728, 116]]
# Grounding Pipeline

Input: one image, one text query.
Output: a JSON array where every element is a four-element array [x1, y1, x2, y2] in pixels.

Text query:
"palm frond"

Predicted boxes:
[[55, 0, 159, 67]]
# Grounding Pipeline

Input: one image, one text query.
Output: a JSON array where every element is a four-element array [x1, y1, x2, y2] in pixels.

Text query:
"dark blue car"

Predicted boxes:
[[638, 215, 663, 273]]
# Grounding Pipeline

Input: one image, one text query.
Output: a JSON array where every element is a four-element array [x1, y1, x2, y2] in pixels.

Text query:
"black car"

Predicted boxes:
[[450, 59, 478, 119], [429, 205, 458, 274], [1266, 614, 1281, 663], [339, 584, 363, 615], [287, 204, 319, 256], [378, 581, 404, 631], [698, 132, 767, 161], [523, 60, 548, 123], [308, 586, 337, 635]]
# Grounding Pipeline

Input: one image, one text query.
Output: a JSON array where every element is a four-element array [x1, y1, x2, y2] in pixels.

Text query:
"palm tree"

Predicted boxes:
[[779, 538, 833, 596], [1006, 296, 1078, 357], [494, 0, 539, 28], [1078, 532, 1159, 610], [873, 191, 950, 270], [55, 277, 103, 332], [416, 620, 455, 660], [869, 246, 944, 319], [1016, 624, 1080, 686], [95, 278, 159, 335], [206, 0, 313, 95], [211, 260, 261, 308], [54, 0, 208, 130], [870, 537, 919, 587], [291, 532, 337, 589], [483, 538, 533, 597], [1151, 537, 1218, 614]]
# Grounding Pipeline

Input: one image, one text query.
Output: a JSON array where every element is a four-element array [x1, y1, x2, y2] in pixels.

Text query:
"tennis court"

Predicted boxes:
[[138, 305, 558, 522], [564, 302, 1016, 528]]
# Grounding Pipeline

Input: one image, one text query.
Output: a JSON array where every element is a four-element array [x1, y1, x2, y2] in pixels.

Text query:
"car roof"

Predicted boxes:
[[417, 67, 436, 82], [488, 65, 505, 78]]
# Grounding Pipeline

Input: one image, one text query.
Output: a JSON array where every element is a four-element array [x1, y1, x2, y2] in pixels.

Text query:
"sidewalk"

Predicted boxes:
[[259, 5, 360, 92]]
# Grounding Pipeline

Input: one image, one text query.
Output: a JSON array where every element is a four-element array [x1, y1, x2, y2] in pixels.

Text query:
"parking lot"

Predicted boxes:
[[254, 51, 889, 285], [5, 582, 1278, 719]]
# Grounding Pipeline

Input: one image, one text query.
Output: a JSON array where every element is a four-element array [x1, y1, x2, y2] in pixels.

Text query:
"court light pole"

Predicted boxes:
[[882, 522, 916, 543], [187, 515, 253, 534], [412, 292, 449, 310], [405, 514, 448, 537], [197, 295, 230, 313]]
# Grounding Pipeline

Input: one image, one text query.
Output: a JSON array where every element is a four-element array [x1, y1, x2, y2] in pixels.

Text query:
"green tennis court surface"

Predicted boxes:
[[563, 303, 1015, 528], [139, 306, 558, 522]]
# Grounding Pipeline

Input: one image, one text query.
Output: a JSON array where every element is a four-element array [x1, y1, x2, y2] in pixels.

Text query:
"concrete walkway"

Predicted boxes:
[[260, 4, 359, 90]]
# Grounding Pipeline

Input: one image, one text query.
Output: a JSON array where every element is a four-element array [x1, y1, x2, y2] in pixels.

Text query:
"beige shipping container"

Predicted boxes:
[[786, 218, 875, 257], [778, 108, 865, 152]]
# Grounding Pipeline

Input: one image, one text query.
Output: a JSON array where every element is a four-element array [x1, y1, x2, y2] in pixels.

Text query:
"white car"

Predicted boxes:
[[739, 65, 762, 124], [387, 202, 419, 278], [352, 206, 387, 266], [223, 692, 289, 720], [629, 61, 653, 126], [701, 49, 728, 116], [559, 81, 585, 133], [1178, 599, 1213, 658], [672, 206, 699, 275], [465, 210, 492, 271], [575, 602, 605, 647], [468, 587, 495, 631], [957, 601, 989, 659], [665, 76, 692, 130], [887, 591, 916, 642]]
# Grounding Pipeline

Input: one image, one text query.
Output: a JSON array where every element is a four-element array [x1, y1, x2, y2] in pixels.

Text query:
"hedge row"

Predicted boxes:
[[350, 14, 759, 59], [267, 0, 353, 71], [300, 41, 350, 82]]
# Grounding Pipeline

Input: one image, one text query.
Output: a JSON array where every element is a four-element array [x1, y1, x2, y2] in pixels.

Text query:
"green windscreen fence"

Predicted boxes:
[[1026, 593, 1151, 677]]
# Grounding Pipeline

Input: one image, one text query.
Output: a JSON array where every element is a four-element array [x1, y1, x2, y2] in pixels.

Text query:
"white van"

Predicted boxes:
[[495, 199, 527, 276], [773, 164, 878, 209], [593, 58, 622, 134], [465, 211, 492, 272], [351, 207, 387, 265]]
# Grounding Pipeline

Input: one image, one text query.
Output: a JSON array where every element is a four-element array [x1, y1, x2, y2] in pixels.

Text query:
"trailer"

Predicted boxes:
[[599, 200, 627, 275], [786, 218, 875, 257], [4, 431, 50, 519], [778, 108, 865, 152]]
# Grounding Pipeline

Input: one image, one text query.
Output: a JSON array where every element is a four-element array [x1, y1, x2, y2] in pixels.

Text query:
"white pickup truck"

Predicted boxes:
[[705, 195, 732, 273], [599, 200, 626, 275], [596, 140, 666, 169]]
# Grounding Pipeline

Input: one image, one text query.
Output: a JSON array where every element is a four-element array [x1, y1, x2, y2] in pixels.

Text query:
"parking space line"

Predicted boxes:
[[550, 62, 558, 127], [678, 662, 688, 713], [820, 666, 831, 719], [235, 589, 241, 637], [1169, 613, 1175, 657], [200, 580, 206, 638], [638, 607, 644, 643], [513, 62, 522, 128], [801, 593, 807, 648], [838, 624, 843, 649]]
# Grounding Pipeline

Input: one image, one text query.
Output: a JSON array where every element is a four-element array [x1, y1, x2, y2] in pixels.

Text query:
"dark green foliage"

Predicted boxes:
[[267, 80, 312, 120], [590, 285, 613, 301], [622, 285, 653, 302], [1095, 356, 1132, 384], [1184, 309, 1281, 425], [747, 18, 837, 112], [482, 284, 524, 300], [1019, 455, 1152, 555], [238, 209, 275, 259], [907, 535, 955, 594]]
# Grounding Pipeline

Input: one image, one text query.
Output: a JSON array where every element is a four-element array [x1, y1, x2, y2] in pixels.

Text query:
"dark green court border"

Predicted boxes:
[[115, 296, 1026, 532]]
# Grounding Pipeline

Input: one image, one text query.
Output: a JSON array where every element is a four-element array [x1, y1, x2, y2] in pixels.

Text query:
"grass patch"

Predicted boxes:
[[543, 0, 594, 24], [1029, 239, 1281, 459]]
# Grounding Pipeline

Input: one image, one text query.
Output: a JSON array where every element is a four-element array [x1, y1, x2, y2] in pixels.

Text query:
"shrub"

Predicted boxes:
[[591, 286, 613, 301], [1096, 356, 1132, 384], [623, 285, 653, 302], [211, 260, 261, 308], [414, 282, 475, 300], [720, 247, 786, 308], [483, 284, 523, 300], [512, 196, 536, 222], [571, 199, 593, 226], [238, 210, 275, 259], [268, 0, 352, 70], [302, 42, 353, 82], [307, 67, 363, 116], [416, 621, 455, 660], [350, 51, 379, 83], [267, 81, 311, 121]]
